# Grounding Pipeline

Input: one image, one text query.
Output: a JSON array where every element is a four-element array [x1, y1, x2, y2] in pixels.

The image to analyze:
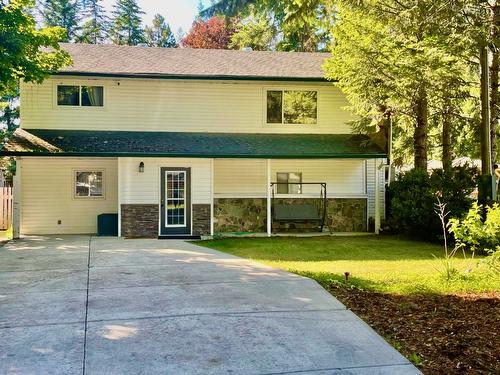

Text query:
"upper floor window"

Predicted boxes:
[[266, 90, 317, 125], [57, 85, 104, 107]]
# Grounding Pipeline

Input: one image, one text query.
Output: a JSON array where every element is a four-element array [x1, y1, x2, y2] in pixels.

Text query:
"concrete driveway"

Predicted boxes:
[[0, 235, 420, 374]]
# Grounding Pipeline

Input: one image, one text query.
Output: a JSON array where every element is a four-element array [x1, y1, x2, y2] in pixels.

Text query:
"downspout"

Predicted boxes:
[[374, 159, 380, 234], [210, 158, 214, 236], [266, 159, 272, 237]]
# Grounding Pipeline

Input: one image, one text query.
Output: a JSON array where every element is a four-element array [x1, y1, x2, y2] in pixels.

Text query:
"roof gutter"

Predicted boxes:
[[1, 151, 386, 159], [53, 71, 332, 83]]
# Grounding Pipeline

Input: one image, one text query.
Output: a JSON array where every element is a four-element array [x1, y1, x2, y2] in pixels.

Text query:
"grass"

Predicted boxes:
[[0, 227, 12, 240], [200, 235, 499, 295]]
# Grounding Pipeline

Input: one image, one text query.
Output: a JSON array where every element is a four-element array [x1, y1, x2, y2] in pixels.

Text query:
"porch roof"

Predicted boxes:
[[1, 129, 386, 159]]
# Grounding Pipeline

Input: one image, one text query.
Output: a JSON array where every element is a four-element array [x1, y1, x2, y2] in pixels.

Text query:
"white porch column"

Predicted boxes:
[[210, 158, 214, 236], [266, 159, 272, 237], [12, 157, 21, 239], [117, 157, 122, 237], [374, 159, 381, 234]]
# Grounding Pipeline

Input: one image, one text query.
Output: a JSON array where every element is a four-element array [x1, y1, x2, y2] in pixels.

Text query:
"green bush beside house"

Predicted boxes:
[[386, 166, 477, 240]]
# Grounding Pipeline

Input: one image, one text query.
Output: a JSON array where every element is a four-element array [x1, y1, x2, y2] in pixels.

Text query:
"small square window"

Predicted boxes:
[[57, 85, 80, 106], [276, 172, 302, 194], [75, 171, 104, 198]]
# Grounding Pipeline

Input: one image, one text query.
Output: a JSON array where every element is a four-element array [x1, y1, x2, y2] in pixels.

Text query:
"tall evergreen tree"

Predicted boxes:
[[41, 0, 80, 41], [144, 14, 176, 47], [324, 0, 474, 168], [197, 0, 205, 18], [229, 12, 275, 50], [201, 0, 333, 51], [110, 0, 144, 45], [77, 0, 109, 44]]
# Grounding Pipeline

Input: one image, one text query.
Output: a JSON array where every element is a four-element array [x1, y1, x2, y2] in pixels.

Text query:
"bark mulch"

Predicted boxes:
[[329, 286, 500, 374]]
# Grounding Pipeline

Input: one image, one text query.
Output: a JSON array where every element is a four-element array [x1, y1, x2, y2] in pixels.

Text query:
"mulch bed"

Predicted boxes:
[[329, 286, 500, 374]]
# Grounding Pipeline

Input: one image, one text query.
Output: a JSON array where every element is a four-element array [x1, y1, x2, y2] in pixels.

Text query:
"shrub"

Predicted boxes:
[[387, 166, 477, 239], [448, 203, 500, 252], [448, 203, 500, 272]]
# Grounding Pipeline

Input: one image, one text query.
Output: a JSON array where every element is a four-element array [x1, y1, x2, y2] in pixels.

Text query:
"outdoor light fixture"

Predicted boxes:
[[139, 162, 144, 173]]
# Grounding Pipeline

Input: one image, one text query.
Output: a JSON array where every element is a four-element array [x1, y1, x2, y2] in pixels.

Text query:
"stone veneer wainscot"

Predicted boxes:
[[214, 198, 367, 233]]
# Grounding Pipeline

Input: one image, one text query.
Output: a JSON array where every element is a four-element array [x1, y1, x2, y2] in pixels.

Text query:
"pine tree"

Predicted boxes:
[[41, 0, 81, 41], [77, 0, 109, 44], [144, 14, 176, 48], [110, 0, 145, 45], [197, 0, 204, 18]]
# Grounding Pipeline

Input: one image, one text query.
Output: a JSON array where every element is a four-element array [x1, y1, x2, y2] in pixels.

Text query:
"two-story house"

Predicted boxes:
[[2, 43, 386, 238]]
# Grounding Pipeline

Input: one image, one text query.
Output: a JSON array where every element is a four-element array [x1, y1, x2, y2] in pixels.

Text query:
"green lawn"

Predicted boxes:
[[200, 236, 499, 295], [0, 227, 12, 240]]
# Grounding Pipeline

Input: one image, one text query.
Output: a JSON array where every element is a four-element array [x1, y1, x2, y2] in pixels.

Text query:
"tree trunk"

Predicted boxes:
[[490, 3, 500, 167], [413, 87, 428, 169], [491, 50, 499, 167], [442, 98, 453, 170]]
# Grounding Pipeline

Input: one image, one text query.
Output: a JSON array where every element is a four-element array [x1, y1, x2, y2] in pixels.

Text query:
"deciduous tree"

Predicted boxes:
[[0, 0, 70, 95], [181, 16, 235, 49]]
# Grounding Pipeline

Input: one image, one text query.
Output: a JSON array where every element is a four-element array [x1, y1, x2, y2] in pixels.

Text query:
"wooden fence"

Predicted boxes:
[[0, 186, 13, 230]]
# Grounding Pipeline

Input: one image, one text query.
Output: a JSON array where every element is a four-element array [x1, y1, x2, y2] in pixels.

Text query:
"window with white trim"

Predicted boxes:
[[276, 172, 302, 194], [57, 85, 104, 107], [75, 171, 104, 198], [266, 90, 317, 124]]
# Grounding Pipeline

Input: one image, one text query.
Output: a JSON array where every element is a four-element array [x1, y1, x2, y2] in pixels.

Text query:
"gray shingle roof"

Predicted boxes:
[[2, 129, 386, 158], [57, 43, 330, 81]]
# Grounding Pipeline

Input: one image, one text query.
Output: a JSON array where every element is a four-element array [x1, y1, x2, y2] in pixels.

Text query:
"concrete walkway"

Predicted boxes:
[[0, 236, 420, 374]]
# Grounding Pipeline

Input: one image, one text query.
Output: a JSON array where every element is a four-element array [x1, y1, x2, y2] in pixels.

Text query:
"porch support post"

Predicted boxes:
[[374, 159, 381, 234], [12, 157, 21, 239], [117, 157, 122, 237], [210, 158, 214, 236], [266, 159, 271, 237]]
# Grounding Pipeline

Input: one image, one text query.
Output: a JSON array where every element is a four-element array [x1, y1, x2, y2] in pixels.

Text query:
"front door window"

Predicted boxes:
[[166, 171, 186, 227], [160, 167, 191, 236]]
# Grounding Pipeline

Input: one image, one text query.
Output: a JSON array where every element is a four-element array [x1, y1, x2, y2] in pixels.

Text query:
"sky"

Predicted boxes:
[[101, 0, 209, 35]]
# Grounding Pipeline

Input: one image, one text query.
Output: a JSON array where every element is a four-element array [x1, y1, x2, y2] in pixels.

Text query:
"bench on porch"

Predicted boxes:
[[271, 182, 328, 233], [272, 204, 324, 232]]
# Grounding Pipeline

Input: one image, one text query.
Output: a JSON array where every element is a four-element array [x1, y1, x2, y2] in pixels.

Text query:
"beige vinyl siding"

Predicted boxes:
[[214, 159, 367, 197], [214, 159, 267, 196], [119, 157, 212, 204], [20, 77, 354, 134], [20, 157, 118, 234]]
